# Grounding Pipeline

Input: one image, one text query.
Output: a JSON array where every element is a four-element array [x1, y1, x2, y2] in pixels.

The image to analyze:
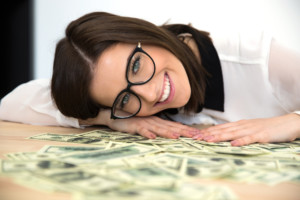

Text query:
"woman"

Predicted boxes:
[[0, 12, 299, 146]]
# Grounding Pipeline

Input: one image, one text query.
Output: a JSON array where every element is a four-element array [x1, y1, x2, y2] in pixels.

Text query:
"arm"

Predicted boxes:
[[195, 39, 300, 146], [0, 79, 200, 138], [0, 79, 80, 128]]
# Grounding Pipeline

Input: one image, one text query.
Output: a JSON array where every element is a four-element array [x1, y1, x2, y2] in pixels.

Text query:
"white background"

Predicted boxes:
[[33, 0, 300, 79]]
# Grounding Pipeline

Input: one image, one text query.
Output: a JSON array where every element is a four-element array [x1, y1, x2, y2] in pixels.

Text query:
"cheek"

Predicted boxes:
[[135, 109, 157, 117], [175, 74, 191, 104]]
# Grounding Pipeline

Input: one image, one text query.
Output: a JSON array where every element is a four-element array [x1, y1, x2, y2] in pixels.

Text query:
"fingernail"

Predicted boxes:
[[203, 135, 214, 141], [149, 134, 156, 139], [192, 134, 203, 140], [173, 133, 180, 138], [231, 140, 239, 146]]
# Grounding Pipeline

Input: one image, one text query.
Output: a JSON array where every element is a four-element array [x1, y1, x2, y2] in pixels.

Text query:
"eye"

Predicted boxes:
[[121, 93, 130, 108], [131, 56, 141, 74]]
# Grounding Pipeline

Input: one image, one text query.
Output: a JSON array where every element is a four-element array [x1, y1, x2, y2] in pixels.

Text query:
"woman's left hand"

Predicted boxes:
[[193, 113, 300, 146]]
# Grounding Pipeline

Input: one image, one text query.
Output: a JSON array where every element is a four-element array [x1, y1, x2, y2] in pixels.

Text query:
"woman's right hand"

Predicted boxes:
[[80, 109, 201, 139]]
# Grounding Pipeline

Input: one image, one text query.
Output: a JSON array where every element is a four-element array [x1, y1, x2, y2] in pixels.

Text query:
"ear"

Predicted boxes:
[[177, 33, 193, 41], [177, 33, 201, 63]]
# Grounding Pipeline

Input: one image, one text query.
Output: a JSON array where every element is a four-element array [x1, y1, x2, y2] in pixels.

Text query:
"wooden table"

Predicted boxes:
[[0, 120, 299, 200]]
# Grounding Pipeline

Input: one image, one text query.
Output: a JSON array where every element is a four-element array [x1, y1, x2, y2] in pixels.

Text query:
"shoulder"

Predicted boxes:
[[20, 78, 50, 88], [210, 29, 273, 62], [12, 79, 50, 93], [1, 79, 51, 103]]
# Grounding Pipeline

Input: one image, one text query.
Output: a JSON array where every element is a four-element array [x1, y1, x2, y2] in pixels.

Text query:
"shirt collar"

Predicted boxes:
[[195, 37, 225, 112]]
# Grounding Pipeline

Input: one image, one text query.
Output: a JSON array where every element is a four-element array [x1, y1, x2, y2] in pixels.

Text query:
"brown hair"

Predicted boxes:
[[51, 12, 210, 119]]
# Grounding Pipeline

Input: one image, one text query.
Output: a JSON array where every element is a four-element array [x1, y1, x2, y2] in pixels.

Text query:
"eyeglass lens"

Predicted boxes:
[[112, 46, 155, 118]]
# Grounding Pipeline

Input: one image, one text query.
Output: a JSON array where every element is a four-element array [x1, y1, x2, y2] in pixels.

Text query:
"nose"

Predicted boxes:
[[131, 82, 157, 104]]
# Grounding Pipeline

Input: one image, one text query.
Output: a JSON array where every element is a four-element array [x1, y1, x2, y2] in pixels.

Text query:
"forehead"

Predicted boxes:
[[90, 43, 136, 107]]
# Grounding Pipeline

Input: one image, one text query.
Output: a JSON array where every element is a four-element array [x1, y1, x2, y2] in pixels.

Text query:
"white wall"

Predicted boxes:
[[33, 0, 300, 79]]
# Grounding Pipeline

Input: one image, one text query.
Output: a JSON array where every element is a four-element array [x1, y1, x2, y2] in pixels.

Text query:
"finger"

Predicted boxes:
[[144, 123, 180, 139], [136, 127, 157, 139], [202, 129, 251, 142], [152, 117, 202, 133], [121, 122, 156, 139], [197, 126, 242, 141], [230, 133, 266, 146], [203, 122, 235, 131], [149, 118, 200, 138], [203, 120, 246, 132], [154, 123, 198, 138]]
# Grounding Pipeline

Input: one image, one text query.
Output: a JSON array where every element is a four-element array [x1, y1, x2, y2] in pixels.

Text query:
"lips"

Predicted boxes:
[[156, 73, 175, 106]]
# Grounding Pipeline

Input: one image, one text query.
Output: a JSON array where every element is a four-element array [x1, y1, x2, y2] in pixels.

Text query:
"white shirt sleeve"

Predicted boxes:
[[0, 79, 80, 128], [268, 39, 300, 114]]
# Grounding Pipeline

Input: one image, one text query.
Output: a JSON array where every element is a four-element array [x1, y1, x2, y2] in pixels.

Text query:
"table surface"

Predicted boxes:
[[0, 120, 299, 200]]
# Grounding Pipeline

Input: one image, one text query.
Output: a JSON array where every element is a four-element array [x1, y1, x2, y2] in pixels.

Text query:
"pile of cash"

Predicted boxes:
[[1, 129, 300, 199]]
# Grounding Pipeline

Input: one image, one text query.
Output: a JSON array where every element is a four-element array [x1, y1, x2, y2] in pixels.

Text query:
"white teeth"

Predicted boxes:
[[159, 76, 171, 102]]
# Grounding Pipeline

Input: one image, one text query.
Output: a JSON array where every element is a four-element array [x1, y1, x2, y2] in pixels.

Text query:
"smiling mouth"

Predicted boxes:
[[158, 74, 171, 102], [155, 73, 174, 106]]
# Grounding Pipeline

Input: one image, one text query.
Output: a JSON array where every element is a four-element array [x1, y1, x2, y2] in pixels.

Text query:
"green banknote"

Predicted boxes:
[[0, 130, 299, 200]]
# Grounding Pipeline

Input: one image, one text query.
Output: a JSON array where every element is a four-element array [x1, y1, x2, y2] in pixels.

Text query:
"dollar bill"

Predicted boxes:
[[59, 143, 160, 164], [1, 128, 299, 200], [0, 159, 77, 173], [38, 145, 106, 154], [27, 133, 104, 144], [74, 182, 238, 200]]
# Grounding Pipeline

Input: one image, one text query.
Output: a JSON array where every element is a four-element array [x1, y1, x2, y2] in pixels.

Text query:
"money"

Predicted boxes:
[[39, 145, 106, 154], [59, 143, 160, 164], [27, 133, 104, 144], [1, 130, 299, 200]]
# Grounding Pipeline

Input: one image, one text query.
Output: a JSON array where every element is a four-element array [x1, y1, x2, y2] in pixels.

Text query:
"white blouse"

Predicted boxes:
[[171, 30, 300, 125], [0, 79, 80, 128], [0, 30, 299, 127]]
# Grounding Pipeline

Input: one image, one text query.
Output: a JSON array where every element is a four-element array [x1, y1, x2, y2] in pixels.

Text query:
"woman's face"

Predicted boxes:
[[90, 42, 191, 117]]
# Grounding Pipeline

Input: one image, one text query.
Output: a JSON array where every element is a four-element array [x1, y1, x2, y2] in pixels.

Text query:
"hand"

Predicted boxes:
[[108, 115, 201, 139], [193, 113, 300, 146], [80, 109, 201, 139]]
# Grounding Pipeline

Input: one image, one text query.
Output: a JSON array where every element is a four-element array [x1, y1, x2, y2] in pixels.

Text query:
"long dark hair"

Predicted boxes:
[[51, 12, 210, 119]]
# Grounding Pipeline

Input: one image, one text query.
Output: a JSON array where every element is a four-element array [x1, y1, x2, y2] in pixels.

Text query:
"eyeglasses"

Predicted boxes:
[[111, 42, 156, 119]]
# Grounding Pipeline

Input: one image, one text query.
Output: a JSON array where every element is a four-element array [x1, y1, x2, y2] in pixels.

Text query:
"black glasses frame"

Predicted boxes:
[[111, 42, 156, 119]]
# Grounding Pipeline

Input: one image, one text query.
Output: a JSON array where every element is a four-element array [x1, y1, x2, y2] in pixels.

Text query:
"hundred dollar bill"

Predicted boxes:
[[4, 146, 109, 162], [113, 166, 179, 189], [5, 152, 59, 161], [0, 159, 77, 173], [38, 145, 106, 154], [150, 153, 187, 174], [151, 153, 233, 179], [78, 130, 149, 143], [249, 170, 300, 186], [185, 160, 233, 179], [4, 127, 300, 199], [74, 182, 238, 200], [27, 133, 104, 144], [204, 145, 268, 156], [225, 168, 261, 182], [59, 144, 160, 164], [78, 130, 127, 139], [154, 143, 194, 152], [34, 169, 122, 193], [12, 172, 65, 192], [227, 158, 278, 170]]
